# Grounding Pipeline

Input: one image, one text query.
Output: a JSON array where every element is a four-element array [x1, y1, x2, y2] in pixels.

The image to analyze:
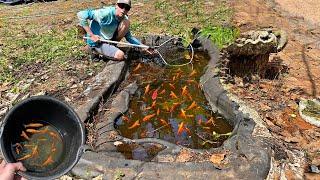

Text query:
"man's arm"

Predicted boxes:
[[77, 9, 101, 42], [124, 31, 141, 45]]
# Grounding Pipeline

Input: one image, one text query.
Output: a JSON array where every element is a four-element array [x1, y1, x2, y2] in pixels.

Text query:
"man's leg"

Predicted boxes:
[[95, 19, 129, 61], [94, 43, 124, 61]]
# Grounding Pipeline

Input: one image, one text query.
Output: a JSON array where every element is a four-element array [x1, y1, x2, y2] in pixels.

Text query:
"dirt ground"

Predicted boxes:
[[230, 0, 320, 178]]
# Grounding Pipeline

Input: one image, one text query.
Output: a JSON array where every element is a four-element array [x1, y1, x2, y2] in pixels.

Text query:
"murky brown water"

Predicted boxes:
[[12, 123, 64, 172], [116, 52, 233, 150]]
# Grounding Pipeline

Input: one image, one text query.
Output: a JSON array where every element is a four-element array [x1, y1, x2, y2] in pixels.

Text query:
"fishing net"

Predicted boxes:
[[151, 37, 194, 67]]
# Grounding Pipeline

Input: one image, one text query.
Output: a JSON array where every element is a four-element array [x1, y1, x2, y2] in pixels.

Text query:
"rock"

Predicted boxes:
[[299, 99, 320, 127]]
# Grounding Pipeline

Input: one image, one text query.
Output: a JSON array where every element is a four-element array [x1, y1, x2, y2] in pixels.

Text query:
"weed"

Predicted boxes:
[[200, 26, 240, 49]]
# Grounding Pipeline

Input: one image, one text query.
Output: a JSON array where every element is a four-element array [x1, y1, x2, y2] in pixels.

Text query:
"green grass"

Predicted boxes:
[[0, 27, 85, 83], [200, 26, 240, 49]]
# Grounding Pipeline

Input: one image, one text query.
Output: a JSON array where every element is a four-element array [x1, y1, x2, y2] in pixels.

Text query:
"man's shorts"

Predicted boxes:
[[93, 43, 119, 59]]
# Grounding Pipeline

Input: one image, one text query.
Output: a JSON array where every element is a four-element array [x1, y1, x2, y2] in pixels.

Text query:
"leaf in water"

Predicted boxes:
[[210, 152, 227, 168]]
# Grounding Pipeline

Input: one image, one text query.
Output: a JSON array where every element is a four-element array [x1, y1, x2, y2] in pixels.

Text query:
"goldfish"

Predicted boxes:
[[144, 84, 150, 95], [26, 129, 42, 134], [177, 122, 185, 135], [31, 145, 39, 156], [49, 132, 61, 141], [41, 155, 54, 166], [175, 72, 182, 79], [181, 85, 188, 96], [24, 123, 44, 128], [169, 83, 175, 90], [159, 89, 166, 95], [151, 101, 157, 108], [189, 69, 197, 77], [133, 63, 142, 72], [180, 109, 187, 119], [128, 120, 140, 129], [170, 103, 180, 113], [122, 116, 130, 122], [152, 89, 158, 100], [185, 127, 192, 136], [206, 117, 216, 126], [186, 115, 194, 118], [169, 91, 178, 99], [172, 76, 176, 81], [156, 108, 160, 116], [20, 131, 30, 140], [186, 79, 196, 84], [186, 93, 193, 101], [17, 154, 32, 161], [14, 143, 22, 155], [140, 130, 147, 138], [142, 113, 156, 122], [186, 101, 197, 110], [164, 104, 170, 112], [160, 119, 169, 127]]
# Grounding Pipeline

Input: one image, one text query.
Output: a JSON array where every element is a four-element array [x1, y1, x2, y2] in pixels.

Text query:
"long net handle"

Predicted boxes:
[[83, 37, 149, 48], [83, 37, 194, 67]]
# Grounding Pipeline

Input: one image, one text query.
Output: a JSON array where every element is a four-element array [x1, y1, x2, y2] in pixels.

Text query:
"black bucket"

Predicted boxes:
[[0, 96, 85, 180]]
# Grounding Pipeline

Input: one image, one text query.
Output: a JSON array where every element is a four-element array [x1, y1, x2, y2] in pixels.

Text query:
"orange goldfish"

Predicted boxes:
[[181, 85, 188, 96], [186, 101, 197, 110], [206, 117, 216, 126], [31, 145, 39, 156], [170, 102, 180, 113], [20, 131, 30, 140], [156, 108, 160, 116], [160, 119, 169, 127], [133, 63, 142, 72], [185, 127, 192, 136], [172, 76, 176, 81], [175, 72, 182, 79], [122, 116, 130, 122], [164, 104, 170, 112], [49, 132, 61, 141], [186, 79, 196, 84], [169, 91, 178, 99], [169, 83, 175, 90], [159, 89, 166, 95], [180, 109, 187, 119], [177, 122, 185, 135], [17, 154, 32, 161], [189, 69, 197, 77], [186, 114, 194, 118], [151, 101, 157, 108], [24, 123, 44, 128], [144, 84, 150, 95], [41, 155, 54, 166], [186, 93, 193, 101], [142, 113, 156, 122], [26, 129, 42, 134], [128, 120, 140, 129]]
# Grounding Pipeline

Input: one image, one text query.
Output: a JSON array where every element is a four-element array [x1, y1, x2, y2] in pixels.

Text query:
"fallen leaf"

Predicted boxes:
[[210, 152, 226, 167]]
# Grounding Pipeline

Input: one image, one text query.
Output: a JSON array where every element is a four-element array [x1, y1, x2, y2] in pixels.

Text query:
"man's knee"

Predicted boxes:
[[114, 50, 125, 61]]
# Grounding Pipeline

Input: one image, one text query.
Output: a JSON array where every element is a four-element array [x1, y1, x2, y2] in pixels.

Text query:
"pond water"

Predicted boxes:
[[12, 123, 64, 172], [116, 52, 233, 149]]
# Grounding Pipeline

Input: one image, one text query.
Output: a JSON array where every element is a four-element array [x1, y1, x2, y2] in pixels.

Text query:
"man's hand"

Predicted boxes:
[[90, 34, 101, 43], [0, 160, 26, 180]]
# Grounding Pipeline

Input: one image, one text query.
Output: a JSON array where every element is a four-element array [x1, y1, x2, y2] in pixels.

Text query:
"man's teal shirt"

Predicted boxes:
[[77, 6, 141, 47]]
